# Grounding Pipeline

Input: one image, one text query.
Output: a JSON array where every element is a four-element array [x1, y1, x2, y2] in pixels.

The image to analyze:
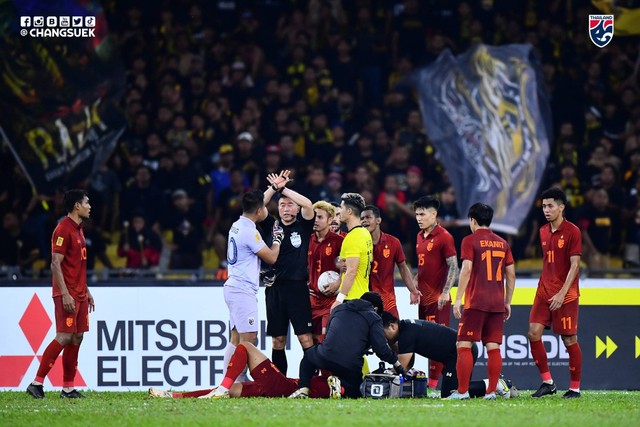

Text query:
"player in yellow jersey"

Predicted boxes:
[[330, 193, 372, 310]]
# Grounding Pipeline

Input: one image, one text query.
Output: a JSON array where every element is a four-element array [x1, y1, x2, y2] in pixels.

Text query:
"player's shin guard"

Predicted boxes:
[[221, 344, 248, 389], [35, 339, 64, 383], [62, 344, 80, 388], [456, 347, 473, 394], [428, 360, 444, 390], [566, 342, 582, 391], [486, 348, 501, 394], [530, 339, 552, 382]]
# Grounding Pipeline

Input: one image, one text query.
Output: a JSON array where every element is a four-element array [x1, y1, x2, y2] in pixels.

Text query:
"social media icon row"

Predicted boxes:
[[20, 16, 95, 28]]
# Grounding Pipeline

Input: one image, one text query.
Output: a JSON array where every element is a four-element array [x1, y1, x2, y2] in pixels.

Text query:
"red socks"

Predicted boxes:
[[456, 347, 473, 393], [62, 344, 80, 388], [530, 339, 552, 381], [567, 342, 582, 390], [428, 360, 444, 389], [221, 344, 248, 389], [486, 348, 502, 394], [35, 339, 64, 383]]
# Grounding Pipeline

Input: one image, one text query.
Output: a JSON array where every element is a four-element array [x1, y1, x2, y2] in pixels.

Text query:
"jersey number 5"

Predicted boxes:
[[481, 250, 505, 282]]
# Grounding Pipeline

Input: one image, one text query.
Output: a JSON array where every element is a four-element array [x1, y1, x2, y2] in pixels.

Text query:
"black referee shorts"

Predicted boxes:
[[265, 279, 313, 337]]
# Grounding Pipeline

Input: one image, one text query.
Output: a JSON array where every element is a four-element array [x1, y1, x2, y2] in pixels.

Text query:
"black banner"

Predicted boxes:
[[0, 0, 125, 193]]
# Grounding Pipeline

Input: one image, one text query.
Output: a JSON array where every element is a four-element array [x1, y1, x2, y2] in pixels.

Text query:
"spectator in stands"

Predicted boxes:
[[555, 162, 586, 217], [120, 165, 165, 229], [0, 211, 39, 273], [376, 174, 407, 239], [117, 212, 162, 269], [90, 162, 122, 231], [83, 220, 113, 272], [326, 171, 343, 202], [303, 164, 330, 202], [579, 188, 619, 271], [163, 189, 205, 270], [598, 164, 626, 209]]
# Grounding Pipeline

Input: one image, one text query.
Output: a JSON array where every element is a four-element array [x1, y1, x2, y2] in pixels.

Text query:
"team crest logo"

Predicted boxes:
[[248, 317, 255, 326], [589, 15, 613, 48], [558, 237, 565, 249], [325, 245, 333, 256], [66, 317, 73, 327], [290, 231, 302, 248], [383, 246, 390, 258], [427, 240, 434, 251]]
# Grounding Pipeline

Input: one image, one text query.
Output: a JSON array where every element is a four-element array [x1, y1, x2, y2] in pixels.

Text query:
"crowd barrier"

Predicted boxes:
[[1, 279, 638, 391]]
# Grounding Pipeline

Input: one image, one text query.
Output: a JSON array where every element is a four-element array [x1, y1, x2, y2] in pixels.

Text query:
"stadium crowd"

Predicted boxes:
[[1, 0, 640, 275]]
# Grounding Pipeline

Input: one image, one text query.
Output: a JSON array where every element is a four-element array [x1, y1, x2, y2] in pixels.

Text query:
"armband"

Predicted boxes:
[[336, 293, 347, 303]]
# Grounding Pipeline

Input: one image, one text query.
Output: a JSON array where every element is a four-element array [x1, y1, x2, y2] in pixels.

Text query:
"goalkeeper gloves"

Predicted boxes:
[[272, 220, 284, 245]]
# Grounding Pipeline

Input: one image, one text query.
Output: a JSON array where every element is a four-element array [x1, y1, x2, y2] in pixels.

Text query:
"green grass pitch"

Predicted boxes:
[[1, 391, 639, 427]]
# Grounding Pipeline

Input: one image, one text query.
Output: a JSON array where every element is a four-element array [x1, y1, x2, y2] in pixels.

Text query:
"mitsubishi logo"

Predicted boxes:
[[0, 293, 86, 387]]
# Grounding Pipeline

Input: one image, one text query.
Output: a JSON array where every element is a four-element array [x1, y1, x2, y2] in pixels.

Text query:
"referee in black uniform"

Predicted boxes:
[[262, 171, 315, 375]]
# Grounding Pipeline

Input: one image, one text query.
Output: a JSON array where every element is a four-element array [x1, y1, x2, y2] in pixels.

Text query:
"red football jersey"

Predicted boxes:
[[538, 219, 581, 302], [460, 228, 513, 312], [370, 232, 405, 313], [416, 224, 457, 305], [51, 217, 87, 301], [308, 231, 344, 309]]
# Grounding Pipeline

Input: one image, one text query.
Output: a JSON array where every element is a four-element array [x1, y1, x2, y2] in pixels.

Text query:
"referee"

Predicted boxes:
[[262, 170, 315, 375]]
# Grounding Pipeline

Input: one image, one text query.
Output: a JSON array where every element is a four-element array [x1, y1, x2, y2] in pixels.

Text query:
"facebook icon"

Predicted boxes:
[[20, 16, 31, 27]]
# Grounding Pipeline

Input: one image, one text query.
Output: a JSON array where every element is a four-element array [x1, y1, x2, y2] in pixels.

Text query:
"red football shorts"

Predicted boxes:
[[311, 305, 331, 337], [529, 294, 579, 335], [419, 301, 452, 326], [457, 308, 504, 345], [242, 359, 298, 397], [54, 296, 89, 333]]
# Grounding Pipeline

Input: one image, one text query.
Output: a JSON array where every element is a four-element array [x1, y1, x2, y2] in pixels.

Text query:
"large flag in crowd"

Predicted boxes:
[[0, 0, 125, 194], [592, 0, 640, 36], [412, 44, 552, 234]]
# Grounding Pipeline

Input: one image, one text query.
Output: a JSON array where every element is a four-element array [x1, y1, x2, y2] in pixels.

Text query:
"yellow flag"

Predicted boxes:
[[592, 0, 640, 36]]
